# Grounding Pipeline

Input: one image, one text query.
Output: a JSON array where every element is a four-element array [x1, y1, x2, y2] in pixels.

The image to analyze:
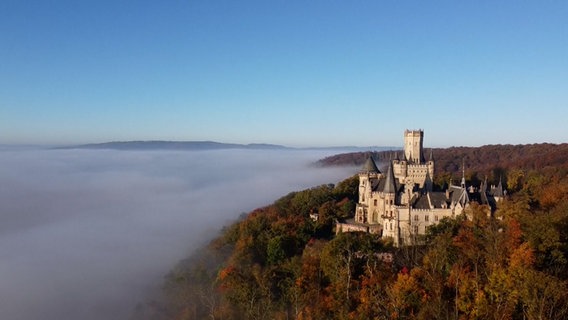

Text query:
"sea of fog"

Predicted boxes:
[[0, 148, 356, 320]]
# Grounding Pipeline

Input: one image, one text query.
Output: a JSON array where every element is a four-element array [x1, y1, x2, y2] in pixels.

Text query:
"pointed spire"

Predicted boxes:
[[429, 149, 434, 162], [424, 169, 433, 192], [361, 156, 379, 173], [493, 176, 504, 197], [383, 161, 396, 193], [480, 176, 489, 204], [461, 159, 466, 188]]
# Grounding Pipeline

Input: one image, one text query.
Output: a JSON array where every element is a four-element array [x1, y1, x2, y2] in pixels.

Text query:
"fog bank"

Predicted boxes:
[[0, 149, 355, 320]]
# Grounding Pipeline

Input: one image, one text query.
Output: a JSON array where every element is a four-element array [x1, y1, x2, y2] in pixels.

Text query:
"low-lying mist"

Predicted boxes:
[[0, 148, 356, 320]]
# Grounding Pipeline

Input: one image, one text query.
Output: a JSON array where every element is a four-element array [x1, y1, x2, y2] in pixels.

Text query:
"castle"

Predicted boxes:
[[336, 129, 504, 246]]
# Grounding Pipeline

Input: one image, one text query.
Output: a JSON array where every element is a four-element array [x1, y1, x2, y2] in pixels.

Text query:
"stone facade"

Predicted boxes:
[[338, 129, 503, 246]]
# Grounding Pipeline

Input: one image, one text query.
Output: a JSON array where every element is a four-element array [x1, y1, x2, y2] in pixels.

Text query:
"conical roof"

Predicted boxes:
[[383, 161, 396, 193], [424, 169, 433, 192], [361, 156, 380, 173]]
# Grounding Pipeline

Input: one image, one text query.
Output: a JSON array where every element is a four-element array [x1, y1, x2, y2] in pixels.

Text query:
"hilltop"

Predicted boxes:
[[133, 142, 568, 319], [56, 141, 289, 151], [56, 140, 396, 152]]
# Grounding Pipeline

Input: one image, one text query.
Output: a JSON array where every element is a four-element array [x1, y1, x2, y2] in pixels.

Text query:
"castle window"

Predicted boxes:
[[435, 215, 438, 221], [390, 222, 392, 230], [374, 199, 377, 206], [414, 215, 419, 221], [425, 215, 429, 222], [414, 225, 419, 233]]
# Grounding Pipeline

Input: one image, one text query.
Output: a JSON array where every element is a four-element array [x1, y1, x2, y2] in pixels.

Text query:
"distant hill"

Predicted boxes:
[[57, 141, 397, 152], [57, 141, 290, 151], [304, 146, 398, 152], [317, 143, 568, 180]]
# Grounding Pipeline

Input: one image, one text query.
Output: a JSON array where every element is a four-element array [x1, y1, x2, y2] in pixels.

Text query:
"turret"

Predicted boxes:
[[399, 151, 408, 178], [427, 149, 435, 178], [383, 161, 397, 222], [359, 156, 379, 203], [492, 177, 505, 202]]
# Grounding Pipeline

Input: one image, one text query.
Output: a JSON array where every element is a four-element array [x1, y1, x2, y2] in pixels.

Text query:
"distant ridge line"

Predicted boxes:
[[316, 143, 568, 174], [55, 141, 396, 152], [57, 141, 288, 151]]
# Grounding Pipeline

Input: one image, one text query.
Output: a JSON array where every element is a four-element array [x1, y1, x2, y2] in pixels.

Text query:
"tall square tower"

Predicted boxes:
[[404, 129, 424, 164]]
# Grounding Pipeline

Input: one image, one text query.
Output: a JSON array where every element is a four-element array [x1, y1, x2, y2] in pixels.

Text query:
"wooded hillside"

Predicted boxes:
[[317, 143, 568, 173], [134, 143, 568, 320]]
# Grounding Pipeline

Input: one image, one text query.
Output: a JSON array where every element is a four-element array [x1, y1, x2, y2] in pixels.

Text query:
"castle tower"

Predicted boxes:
[[358, 156, 380, 203], [427, 149, 435, 179], [383, 161, 397, 218], [492, 177, 505, 203], [380, 161, 399, 243], [404, 129, 424, 164]]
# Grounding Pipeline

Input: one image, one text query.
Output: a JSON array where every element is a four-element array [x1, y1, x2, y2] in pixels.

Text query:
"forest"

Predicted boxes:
[[134, 143, 568, 320], [317, 143, 568, 188]]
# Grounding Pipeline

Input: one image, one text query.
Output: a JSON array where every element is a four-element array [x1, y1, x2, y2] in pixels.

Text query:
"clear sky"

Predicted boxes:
[[1, 1, 567, 147]]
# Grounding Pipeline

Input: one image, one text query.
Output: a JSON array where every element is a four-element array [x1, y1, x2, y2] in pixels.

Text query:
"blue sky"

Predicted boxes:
[[1, 1, 567, 147]]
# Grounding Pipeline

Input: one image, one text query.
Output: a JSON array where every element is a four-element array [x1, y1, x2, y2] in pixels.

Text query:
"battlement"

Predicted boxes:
[[404, 129, 424, 136]]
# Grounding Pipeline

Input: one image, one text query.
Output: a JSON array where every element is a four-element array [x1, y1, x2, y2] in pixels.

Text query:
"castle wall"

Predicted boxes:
[[336, 221, 382, 234], [356, 191, 391, 224], [392, 162, 434, 187], [409, 208, 454, 235]]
